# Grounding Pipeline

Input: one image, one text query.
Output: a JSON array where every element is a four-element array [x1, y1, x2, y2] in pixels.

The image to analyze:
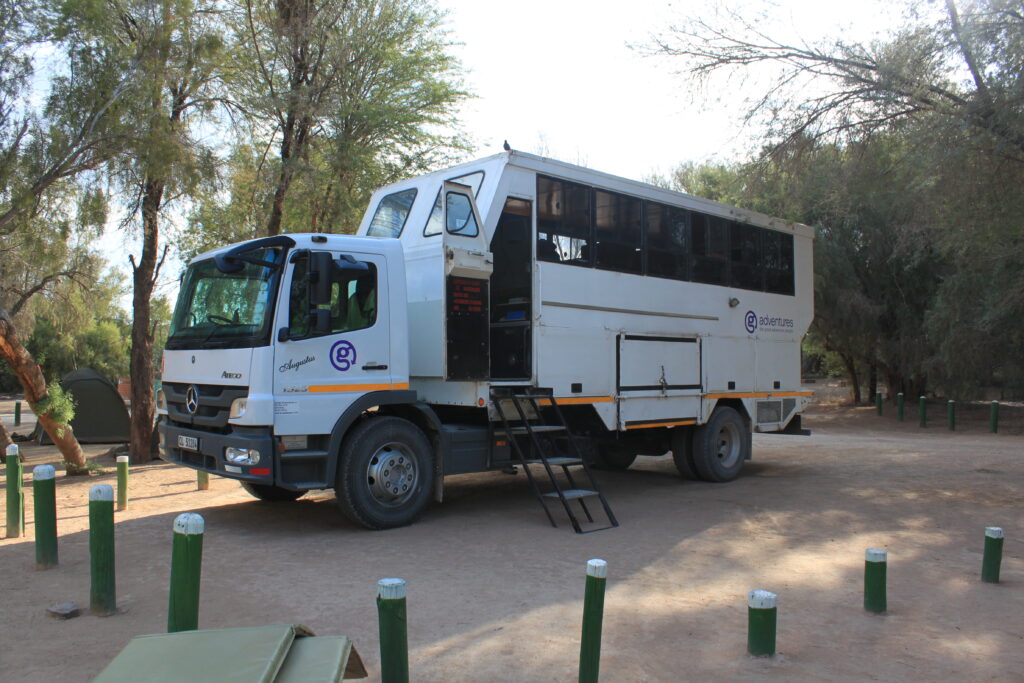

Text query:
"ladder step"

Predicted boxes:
[[524, 457, 582, 467], [499, 425, 566, 435], [543, 489, 599, 500]]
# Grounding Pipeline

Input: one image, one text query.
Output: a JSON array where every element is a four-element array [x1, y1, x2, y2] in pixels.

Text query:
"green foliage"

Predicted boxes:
[[31, 382, 76, 427], [177, 0, 471, 259]]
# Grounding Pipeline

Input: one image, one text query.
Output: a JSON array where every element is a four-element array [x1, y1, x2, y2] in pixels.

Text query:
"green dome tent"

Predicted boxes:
[[34, 368, 131, 445]]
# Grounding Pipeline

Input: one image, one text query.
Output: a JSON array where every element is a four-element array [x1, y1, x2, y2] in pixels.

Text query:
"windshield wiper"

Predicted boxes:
[[201, 318, 248, 345]]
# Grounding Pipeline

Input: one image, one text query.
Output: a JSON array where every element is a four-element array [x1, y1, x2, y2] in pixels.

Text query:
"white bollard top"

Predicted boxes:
[[33, 464, 55, 481], [748, 590, 777, 609], [116, 455, 129, 464], [865, 548, 887, 563], [587, 558, 608, 579], [985, 527, 1004, 539], [173, 512, 205, 535], [90, 484, 114, 501], [5, 443, 17, 457], [377, 578, 406, 599]]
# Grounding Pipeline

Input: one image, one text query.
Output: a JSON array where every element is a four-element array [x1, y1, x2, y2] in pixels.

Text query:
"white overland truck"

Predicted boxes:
[[157, 151, 814, 532]]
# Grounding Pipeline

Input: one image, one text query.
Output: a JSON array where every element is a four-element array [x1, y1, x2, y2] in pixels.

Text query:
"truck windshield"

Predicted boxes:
[[166, 247, 283, 349]]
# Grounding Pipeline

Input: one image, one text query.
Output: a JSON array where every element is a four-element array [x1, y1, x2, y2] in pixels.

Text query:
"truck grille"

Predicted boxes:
[[164, 382, 247, 432]]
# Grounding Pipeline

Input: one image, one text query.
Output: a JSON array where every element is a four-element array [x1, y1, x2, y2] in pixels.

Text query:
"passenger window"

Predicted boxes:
[[367, 188, 417, 238], [423, 191, 443, 236], [446, 192, 479, 236], [763, 230, 794, 295], [537, 175, 592, 266], [730, 222, 763, 291], [594, 190, 642, 274], [691, 213, 729, 286], [288, 254, 378, 337], [645, 201, 689, 280], [451, 171, 484, 197]]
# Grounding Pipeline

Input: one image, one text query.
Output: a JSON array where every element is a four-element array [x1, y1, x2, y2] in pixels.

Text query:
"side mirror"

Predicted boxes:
[[309, 252, 333, 306]]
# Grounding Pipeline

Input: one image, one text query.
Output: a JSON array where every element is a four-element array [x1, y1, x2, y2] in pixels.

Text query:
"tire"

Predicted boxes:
[[691, 407, 750, 482], [335, 416, 434, 530], [670, 427, 698, 479], [592, 443, 637, 470], [240, 482, 305, 502]]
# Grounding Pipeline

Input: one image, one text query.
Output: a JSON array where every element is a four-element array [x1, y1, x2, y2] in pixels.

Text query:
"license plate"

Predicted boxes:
[[177, 435, 199, 451]]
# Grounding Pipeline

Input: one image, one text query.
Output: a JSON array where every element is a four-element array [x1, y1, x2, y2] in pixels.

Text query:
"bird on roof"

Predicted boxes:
[[503, 140, 511, 152]]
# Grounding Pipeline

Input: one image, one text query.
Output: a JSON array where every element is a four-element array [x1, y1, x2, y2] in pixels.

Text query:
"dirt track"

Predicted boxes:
[[1, 399, 1022, 681]]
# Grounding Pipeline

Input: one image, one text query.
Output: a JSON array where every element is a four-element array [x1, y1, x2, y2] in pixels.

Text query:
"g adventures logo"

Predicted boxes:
[[745, 310, 794, 334]]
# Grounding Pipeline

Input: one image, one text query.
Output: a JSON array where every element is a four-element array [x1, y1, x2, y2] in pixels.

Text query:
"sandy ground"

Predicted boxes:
[[1, 392, 1022, 682]]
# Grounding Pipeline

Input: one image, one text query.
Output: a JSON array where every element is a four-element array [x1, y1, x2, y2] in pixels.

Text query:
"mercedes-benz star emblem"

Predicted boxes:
[[185, 385, 199, 415]]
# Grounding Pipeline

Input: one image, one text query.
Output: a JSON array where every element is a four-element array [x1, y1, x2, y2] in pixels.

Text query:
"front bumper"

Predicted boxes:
[[158, 421, 276, 484]]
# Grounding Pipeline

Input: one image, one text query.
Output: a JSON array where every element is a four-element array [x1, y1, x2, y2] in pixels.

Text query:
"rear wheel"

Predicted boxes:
[[240, 482, 304, 502], [335, 416, 434, 530], [670, 427, 698, 479], [691, 407, 749, 482]]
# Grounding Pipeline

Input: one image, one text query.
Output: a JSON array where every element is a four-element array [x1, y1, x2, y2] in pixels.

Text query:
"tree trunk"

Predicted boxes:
[[868, 363, 878, 402], [0, 420, 13, 460], [0, 307, 87, 472], [128, 176, 164, 464], [840, 352, 862, 404]]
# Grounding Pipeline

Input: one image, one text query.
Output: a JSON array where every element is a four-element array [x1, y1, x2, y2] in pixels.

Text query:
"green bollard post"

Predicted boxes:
[[377, 578, 409, 683], [747, 590, 777, 657], [947, 400, 955, 431], [168, 513, 205, 632], [990, 401, 999, 434], [919, 396, 927, 428], [33, 465, 58, 569], [6, 444, 23, 538], [116, 456, 129, 511], [981, 527, 1004, 584], [876, 391, 883, 415], [579, 559, 608, 683], [897, 393, 904, 422], [89, 484, 116, 616], [864, 549, 887, 614], [197, 470, 209, 491], [14, 400, 21, 426]]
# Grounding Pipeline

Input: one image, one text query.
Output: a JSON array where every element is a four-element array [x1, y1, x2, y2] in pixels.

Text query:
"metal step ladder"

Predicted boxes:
[[491, 387, 618, 534]]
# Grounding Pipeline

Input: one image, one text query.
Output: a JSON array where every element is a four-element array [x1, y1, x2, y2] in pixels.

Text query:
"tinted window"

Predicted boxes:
[[692, 213, 729, 285], [367, 189, 417, 238], [730, 222, 763, 290], [289, 255, 378, 337], [594, 190, 642, 273], [537, 175, 592, 265], [645, 202, 689, 280], [446, 192, 479, 236], [763, 230, 794, 295]]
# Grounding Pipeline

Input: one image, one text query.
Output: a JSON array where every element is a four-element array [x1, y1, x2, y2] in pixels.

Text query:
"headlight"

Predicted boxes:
[[229, 397, 248, 419], [156, 390, 167, 411], [225, 447, 260, 465]]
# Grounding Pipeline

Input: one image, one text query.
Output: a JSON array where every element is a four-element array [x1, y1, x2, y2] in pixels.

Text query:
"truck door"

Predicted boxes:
[[273, 250, 391, 437], [441, 181, 493, 381]]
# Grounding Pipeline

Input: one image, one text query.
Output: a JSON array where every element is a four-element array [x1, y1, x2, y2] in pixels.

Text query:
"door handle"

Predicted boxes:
[[362, 364, 388, 371]]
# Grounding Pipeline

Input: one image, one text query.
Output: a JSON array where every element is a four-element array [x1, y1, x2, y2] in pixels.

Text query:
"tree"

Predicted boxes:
[[0, 0, 135, 470], [62, 0, 225, 462], [652, 0, 1024, 160], [177, 0, 468, 256]]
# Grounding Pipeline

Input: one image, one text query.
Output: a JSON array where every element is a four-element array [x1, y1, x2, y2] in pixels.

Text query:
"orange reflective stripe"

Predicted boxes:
[[537, 396, 615, 406], [704, 391, 814, 399], [308, 382, 410, 393], [625, 419, 696, 430]]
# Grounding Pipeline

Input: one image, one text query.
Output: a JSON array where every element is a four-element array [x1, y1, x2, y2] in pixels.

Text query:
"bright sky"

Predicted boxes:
[[438, 0, 897, 182]]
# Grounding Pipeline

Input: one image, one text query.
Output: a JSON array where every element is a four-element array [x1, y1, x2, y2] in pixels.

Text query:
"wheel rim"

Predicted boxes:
[[715, 421, 742, 469], [366, 442, 418, 507]]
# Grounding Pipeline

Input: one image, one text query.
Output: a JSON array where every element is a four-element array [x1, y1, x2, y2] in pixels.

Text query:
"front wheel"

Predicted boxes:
[[691, 407, 750, 482], [335, 416, 434, 530]]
